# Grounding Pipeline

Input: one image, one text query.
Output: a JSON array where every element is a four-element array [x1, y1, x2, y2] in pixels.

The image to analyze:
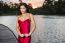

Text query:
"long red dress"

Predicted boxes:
[[18, 19, 31, 43]]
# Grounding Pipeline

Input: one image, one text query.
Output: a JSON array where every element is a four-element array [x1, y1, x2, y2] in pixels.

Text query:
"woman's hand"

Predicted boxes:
[[24, 33, 31, 37], [24, 34, 29, 37], [20, 34, 25, 37]]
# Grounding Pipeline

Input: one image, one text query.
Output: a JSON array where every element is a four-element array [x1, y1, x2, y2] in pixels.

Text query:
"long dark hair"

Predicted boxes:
[[17, 3, 29, 15]]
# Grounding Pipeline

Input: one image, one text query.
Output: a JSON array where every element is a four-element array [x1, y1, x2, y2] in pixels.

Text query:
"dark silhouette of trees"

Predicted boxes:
[[41, 0, 65, 14], [0, 0, 65, 15]]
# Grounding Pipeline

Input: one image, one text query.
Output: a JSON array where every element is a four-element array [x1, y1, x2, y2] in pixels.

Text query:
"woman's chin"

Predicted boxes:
[[22, 12, 26, 14]]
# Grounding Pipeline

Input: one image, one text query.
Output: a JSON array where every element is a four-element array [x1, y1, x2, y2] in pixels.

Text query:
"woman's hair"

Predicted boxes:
[[17, 3, 29, 15]]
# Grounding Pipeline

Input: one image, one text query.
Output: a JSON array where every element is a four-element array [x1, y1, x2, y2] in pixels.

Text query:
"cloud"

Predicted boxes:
[[1, 0, 45, 8], [1, 0, 19, 3]]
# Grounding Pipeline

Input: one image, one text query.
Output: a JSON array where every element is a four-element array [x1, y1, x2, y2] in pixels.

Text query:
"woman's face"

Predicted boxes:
[[20, 5, 27, 14]]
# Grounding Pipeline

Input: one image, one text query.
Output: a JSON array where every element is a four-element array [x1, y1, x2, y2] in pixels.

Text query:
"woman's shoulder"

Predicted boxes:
[[16, 15, 20, 19], [27, 13, 33, 16], [29, 13, 34, 17], [17, 15, 21, 17]]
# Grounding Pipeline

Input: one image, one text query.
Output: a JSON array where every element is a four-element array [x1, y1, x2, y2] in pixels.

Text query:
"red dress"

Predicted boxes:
[[18, 19, 31, 43]]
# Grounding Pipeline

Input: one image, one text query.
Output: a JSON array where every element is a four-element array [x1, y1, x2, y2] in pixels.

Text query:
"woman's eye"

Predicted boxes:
[[20, 8, 26, 9]]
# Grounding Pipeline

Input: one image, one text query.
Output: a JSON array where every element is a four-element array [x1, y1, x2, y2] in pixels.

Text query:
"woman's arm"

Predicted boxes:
[[16, 16, 21, 36], [16, 16, 25, 37], [29, 14, 36, 35]]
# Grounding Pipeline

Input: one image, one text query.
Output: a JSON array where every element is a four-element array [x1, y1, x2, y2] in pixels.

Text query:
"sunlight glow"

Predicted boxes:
[[2, 0, 45, 9]]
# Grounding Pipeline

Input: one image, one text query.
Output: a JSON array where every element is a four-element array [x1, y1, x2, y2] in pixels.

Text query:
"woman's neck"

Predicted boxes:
[[21, 13, 27, 16]]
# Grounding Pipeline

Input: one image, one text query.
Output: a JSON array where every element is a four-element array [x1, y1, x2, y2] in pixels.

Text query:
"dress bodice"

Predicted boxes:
[[18, 19, 31, 34]]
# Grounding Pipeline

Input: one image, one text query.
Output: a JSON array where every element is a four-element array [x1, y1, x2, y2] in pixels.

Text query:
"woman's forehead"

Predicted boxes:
[[20, 5, 26, 8]]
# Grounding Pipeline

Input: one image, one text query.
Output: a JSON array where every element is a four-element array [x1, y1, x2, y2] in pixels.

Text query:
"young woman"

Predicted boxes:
[[16, 3, 36, 43]]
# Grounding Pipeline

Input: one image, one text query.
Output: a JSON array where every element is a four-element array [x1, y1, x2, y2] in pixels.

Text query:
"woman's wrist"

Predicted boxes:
[[29, 32, 32, 36], [19, 33, 23, 36]]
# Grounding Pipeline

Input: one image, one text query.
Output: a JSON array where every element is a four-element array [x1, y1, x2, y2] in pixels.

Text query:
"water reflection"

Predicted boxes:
[[0, 15, 65, 43]]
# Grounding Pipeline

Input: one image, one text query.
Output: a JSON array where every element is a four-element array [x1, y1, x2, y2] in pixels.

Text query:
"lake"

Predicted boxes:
[[0, 15, 65, 43]]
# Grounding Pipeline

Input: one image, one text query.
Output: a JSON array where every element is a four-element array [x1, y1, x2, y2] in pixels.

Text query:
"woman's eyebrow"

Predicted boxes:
[[20, 7, 25, 8]]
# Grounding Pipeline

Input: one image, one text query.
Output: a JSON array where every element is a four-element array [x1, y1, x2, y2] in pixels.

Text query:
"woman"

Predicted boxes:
[[16, 3, 36, 43]]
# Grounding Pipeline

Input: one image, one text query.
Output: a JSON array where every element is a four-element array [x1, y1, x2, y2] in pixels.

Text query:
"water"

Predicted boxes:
[[0, 15, 65, 43]]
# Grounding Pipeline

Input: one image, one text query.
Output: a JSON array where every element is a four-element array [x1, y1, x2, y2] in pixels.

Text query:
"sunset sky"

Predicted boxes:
[[1, 0, 45, 8]]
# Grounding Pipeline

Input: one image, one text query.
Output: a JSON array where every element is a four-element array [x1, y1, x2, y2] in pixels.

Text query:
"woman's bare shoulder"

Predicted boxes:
[[29, 13, 34, 17], [27, 13, 33, 16], [17, 15, 20, 17], [16, 15, 20, 19]]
